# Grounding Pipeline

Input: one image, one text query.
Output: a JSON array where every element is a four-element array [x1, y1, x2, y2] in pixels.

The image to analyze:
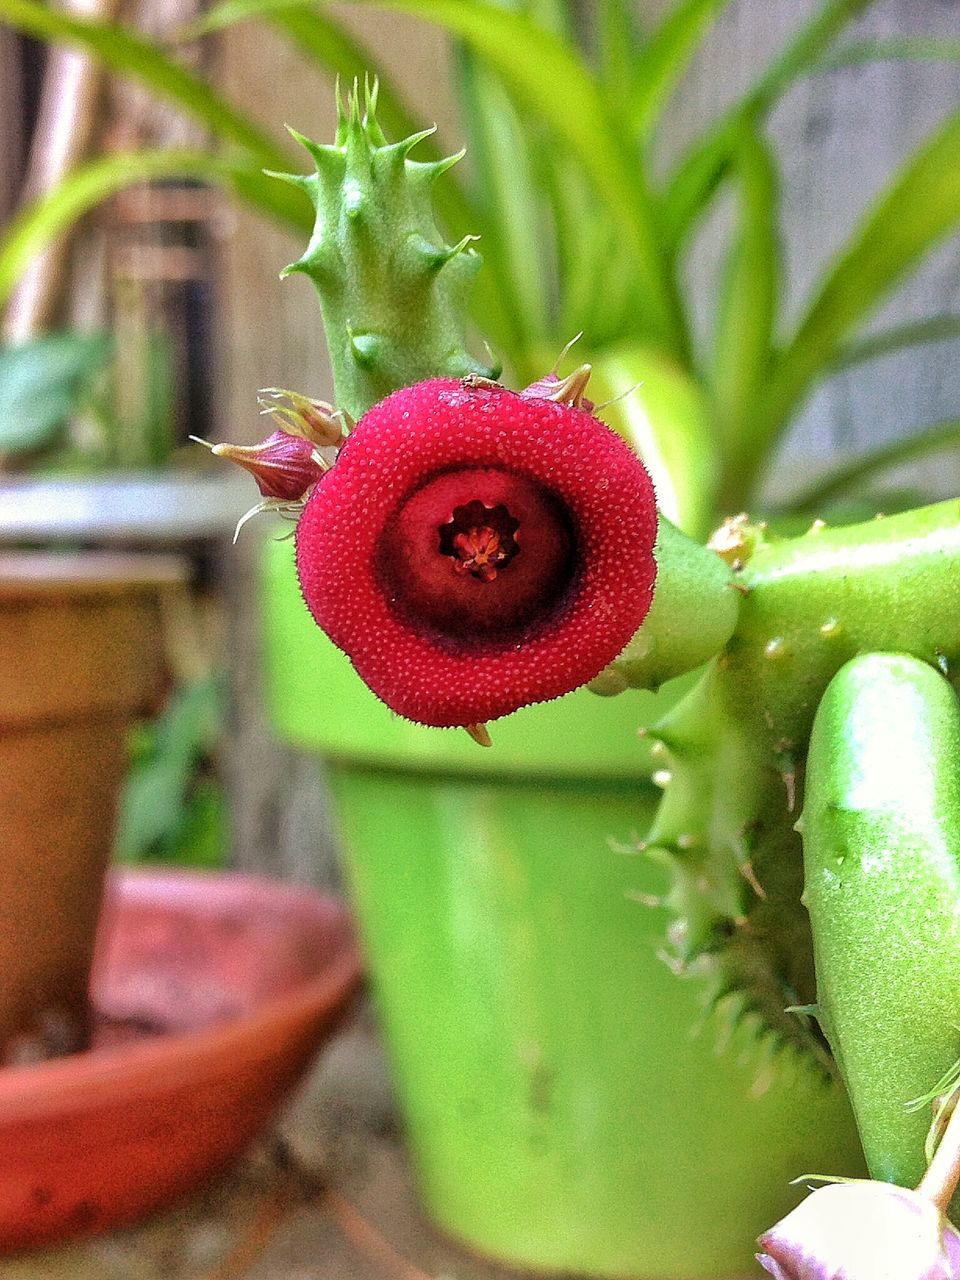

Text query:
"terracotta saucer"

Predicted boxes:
[[0, 868, 363, 1251]]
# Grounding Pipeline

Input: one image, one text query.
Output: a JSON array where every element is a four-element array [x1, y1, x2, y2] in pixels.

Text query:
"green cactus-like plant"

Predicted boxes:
[[614, 502, 960, 1081], [271, 89, 960, 1204], [803, 652, 960, 1205], [271, 81, 492, 423]]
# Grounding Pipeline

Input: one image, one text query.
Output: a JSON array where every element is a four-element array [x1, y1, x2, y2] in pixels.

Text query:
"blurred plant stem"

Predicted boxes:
[[3, 0, 119, 344]]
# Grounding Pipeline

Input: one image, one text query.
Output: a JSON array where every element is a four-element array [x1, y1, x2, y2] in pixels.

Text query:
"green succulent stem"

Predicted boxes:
[[273, 83, 491, 422], [620, 499, 960, 1062], [803, 652, 960, 1208], [605, 517, 740, 692]]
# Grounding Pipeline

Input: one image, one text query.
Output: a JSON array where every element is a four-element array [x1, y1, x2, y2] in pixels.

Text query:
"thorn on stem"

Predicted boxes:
[[739, 860, 767, 900]]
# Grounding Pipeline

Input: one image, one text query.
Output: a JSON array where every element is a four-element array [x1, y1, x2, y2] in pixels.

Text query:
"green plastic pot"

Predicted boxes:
[[262, 536, 862, 1279]]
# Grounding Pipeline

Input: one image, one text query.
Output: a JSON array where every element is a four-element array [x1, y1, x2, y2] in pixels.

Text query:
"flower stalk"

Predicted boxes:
[[919, 1097, 960, 1218]]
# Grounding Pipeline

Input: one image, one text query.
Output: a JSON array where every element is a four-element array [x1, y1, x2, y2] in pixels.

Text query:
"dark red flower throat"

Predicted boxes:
[[377, 465, 577, 645], [295, 377, 657, 728]]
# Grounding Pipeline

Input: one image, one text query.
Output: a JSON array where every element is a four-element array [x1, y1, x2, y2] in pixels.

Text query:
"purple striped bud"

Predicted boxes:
[[209, 430, 325, 501], [520, 365, 594, 412]]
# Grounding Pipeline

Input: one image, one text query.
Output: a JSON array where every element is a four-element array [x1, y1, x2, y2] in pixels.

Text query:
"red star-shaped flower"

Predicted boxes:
[[295, 376, 657, 729]]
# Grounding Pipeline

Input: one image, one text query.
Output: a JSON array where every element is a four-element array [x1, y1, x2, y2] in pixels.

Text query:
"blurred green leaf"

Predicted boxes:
[[579, 221, 647, 348], [629, 0, 732, 139], [171, 780, 229, 868], [588, 345, 720, 539], [524, 0, 571, 39], [115, 675, 226, 865], [186, 0, 302, 33], [454, 43, 552, 354], [104, 327, 177, 469], [0, 0, 289, 166], [816, 36, 960, 72], [662, 0, 875, 249], [0, 149, 310, 311], [341, 0, 687, 356], [597, 0, 645, 104], [545, 161, 613, 348], [710, 122, 779, 489], [116, 743, 193, 857], [757, 107, 960, 461], [0, 333, 110, 455], [142, 330, 177, 466], [831, 315, 960, 372], [782, 418, 960, 513]]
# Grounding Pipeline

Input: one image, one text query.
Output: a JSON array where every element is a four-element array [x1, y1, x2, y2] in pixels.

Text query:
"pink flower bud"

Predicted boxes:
[[520, 368, 594, 412], [758, 1182, 960, 1280], [210, 430, 325, 501], [257, 387, 347, 447]]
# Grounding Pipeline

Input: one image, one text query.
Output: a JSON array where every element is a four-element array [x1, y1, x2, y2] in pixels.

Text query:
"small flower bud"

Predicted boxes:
[[520, 366, 594, 412], [757, 1181, 960, 1280], [208, 430, 325, 501], [258, 387, 348, 447]]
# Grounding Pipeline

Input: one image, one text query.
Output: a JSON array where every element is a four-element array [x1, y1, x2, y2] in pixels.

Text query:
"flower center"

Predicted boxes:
[[376, 467, 578, 647], [438, 501, 520, 581]]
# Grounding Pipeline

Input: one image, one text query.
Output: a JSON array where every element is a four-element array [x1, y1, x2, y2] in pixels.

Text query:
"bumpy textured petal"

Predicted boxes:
[[295, 377, 657, 727]]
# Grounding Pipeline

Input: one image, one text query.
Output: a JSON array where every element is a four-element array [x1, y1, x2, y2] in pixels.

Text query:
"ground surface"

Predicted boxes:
[[2, 1005, 547, 1280]]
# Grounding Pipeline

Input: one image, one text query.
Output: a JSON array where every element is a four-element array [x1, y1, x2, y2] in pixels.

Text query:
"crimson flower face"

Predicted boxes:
[[295, 377, 657, 729]]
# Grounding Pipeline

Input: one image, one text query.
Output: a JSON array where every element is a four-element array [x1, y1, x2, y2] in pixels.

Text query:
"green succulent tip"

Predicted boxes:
[[268, 80, 488, 421]]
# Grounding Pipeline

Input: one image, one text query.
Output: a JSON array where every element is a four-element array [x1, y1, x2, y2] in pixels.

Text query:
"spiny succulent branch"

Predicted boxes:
[[615, 501, 960, 1069], [270, 80, 493, 422]]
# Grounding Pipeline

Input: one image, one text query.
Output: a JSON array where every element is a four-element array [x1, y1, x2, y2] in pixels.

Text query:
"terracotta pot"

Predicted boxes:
[[0, 867, 362, 1251], [0, 551, 186, 1061]]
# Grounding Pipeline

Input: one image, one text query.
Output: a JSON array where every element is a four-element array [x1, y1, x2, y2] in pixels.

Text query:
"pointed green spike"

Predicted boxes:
[[363, 76, 387, 147], [642, 844, 681, 873], [263, 168, 316, 194], [432, 149, 466, 177], [407, 152, 466, 199], [333, 77, 348, 146], [348, 77, 362, 129], [407, 232, 480, 274], [366, 112, 387, 147], [785, 1003, 820, 1019], [400, 126, 439, 159], [434, 234, 481, 271], [286, 125, 332, 171]]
